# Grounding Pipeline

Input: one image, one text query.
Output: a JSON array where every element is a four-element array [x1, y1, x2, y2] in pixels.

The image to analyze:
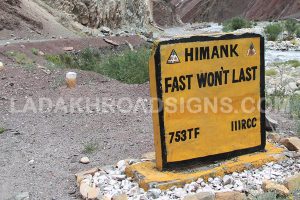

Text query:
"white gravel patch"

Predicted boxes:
[[82, 152, 300, 199]]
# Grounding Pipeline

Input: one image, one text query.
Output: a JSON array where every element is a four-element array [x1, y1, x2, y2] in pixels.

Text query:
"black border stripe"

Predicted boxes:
[[154, 44, 167, 168], [154, 33, 266, 170]]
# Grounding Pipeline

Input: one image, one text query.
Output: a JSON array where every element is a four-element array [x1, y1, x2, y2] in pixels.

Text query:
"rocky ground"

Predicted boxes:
[[0, 37, 152, 200], [76, 142, 300, 200]]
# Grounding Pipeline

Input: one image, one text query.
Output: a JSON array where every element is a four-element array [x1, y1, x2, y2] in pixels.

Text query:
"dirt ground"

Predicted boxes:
[[0, 52, 153, 200]]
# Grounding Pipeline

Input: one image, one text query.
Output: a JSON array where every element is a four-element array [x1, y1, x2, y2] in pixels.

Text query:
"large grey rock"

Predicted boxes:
[[183, 192, 215, 200], [265, 115, 278, 132], [14, 192, 29, 200]]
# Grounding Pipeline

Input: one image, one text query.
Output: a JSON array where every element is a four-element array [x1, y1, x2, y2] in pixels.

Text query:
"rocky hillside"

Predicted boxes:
[[153, 0, 300, 27], [0, 0, 42, 31], [42, 0, 152, 29]]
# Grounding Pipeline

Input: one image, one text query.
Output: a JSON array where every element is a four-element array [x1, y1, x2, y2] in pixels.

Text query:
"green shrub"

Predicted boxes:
[[284, 19, 298, 39], [285, 60, 300, 68], [5, 51, 35, 68], [296, 26, 300, 38], [289, 94, 300, 119], [254, 192, 291, 200], [0, 127, 5, 134], [46, 48, 150, 84], [265, 69, 277, 76], [264, 23, 283, 41], [83, 143, 98, 154], [254, 192, 276, 200], [31, 48, 39, 55], [274, 60, 300, 68], [297, 120, 300, 136], [222, 17, 252, 32]]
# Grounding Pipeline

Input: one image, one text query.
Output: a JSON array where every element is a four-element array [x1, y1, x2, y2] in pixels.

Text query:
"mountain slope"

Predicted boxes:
[[154, 0, 300, 27]]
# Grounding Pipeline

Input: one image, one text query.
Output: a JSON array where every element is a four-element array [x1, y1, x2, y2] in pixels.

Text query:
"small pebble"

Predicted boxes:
[[80, 157, 90, 164]]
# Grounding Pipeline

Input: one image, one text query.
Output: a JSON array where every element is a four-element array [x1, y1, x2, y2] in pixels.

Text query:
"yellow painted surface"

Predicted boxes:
[[149, 34, 264, 170], [126, 143, 284, 190]]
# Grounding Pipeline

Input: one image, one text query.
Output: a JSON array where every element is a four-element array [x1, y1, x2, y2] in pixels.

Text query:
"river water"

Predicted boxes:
[[265, 50, 300, 66], [162, 23, 300, 67]]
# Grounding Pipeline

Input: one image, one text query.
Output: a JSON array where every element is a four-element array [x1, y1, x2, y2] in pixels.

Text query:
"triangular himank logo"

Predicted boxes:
[[167, 49, 180, 64]]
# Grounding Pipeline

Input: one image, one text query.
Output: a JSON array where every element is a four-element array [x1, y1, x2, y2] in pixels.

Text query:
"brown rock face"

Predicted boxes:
[[244, 0, 300, 20], [152, 0, 182, 27], [153, 0, 300, 26], [43, 0, 151, 29], [177, 0, 249, 23]]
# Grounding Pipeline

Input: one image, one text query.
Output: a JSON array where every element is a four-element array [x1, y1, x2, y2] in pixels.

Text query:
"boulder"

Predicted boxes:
[[80, 182, 100, 199], [215, 191, 246, 200], [262, 180, 289, 196], [267, 132, 282, 143], [281, 137, 300, 151], [265, 115, 278, 132], [112, 194, 128, 200], [183, 192, 215, 200], [75, 167, 99, 185], [284, 173, 300, 191], [100, 26, 111, 34], [296, 80, 300, 87]]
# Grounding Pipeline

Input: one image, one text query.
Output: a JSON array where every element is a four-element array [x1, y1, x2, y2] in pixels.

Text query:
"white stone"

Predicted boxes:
[[128, 186, 140, 196], [28, 160, 34, 165], [147, 188, 161, 199], [273, 164, 282, 170], [202, 185, 214, 192], [239, 172, 247, 178], [100, 26, 111, 34], [232, 172, 239, 178], [80, 157, 90, 164], [223, 175, 234, 185], [196, 178, 204, 184], [0, 62, 4, 71], [111, 175, 126, 181], [212, 177, 221, 185], [286, 82, 298, 92], [15, 192, 29, 200], [200, 181, 207, 187]]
